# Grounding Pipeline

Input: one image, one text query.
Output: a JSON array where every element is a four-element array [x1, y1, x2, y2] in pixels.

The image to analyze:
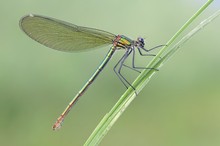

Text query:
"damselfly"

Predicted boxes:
[[19, 14, 163, 130]]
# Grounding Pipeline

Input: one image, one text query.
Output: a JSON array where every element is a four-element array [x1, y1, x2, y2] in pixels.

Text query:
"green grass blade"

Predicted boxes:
[[84, 1, 217, 145]]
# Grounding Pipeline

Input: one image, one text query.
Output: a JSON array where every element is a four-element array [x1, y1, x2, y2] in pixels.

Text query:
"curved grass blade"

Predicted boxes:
[[84, 1, 217, 145], [19, 14, 116, 52]]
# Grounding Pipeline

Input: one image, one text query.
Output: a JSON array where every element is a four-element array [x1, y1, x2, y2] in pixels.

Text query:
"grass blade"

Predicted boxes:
[[84, 1, 217, 145]]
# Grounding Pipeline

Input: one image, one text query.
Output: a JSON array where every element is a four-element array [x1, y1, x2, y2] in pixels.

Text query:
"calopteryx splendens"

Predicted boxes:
[[19, 14, 163, 130]]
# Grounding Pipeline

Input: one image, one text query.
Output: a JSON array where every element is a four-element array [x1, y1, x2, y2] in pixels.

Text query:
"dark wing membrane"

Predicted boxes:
[[19, 14, 116, 52]]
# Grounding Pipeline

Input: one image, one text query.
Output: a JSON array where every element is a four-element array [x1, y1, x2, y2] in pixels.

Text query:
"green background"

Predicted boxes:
[[1, 0, 220, 145]]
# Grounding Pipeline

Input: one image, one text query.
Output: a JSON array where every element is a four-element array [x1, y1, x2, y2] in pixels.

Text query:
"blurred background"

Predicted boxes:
[[1, 0, 220, 145]]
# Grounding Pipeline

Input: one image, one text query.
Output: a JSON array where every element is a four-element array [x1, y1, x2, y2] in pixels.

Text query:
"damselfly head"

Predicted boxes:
[[136, 37, 145, 48]]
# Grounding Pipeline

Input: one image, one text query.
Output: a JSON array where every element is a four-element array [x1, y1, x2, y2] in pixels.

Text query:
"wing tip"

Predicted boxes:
[[29, 13, 34, 17], [19, 13, 37, 31]]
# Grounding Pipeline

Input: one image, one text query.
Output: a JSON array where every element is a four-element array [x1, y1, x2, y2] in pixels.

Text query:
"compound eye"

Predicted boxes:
[[138, 37, 145, 45], [138, 37, 143, 42]]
